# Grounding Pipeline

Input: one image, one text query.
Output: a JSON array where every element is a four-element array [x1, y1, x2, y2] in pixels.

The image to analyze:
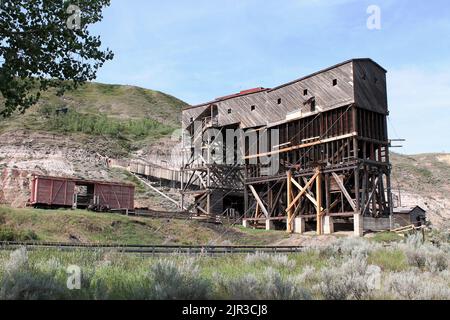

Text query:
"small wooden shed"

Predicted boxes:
[[393, 206, 427, 227]]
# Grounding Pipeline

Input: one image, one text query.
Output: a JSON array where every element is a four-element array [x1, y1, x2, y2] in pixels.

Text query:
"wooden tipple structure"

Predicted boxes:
[[181, 59, 393, 236]]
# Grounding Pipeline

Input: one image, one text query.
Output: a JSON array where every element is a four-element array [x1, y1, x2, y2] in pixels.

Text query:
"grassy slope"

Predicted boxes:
[[2, 82, 186, 126], [0, 206, 290, 246], [391, 152, 450, 194], [0, 82, 187, 157]]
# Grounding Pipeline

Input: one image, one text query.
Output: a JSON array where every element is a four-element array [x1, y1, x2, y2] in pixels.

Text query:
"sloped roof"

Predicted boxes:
[[182, 58, 386, 111]]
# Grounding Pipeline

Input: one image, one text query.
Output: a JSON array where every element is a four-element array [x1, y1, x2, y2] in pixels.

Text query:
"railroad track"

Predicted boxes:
[[0, 241, 305, 255]]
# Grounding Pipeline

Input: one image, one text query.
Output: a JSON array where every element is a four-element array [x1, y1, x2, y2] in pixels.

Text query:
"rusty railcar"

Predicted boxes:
[[30, 175, 135, 211]]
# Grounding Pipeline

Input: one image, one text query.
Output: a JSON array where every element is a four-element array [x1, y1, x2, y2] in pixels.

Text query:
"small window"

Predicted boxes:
[[362, 73, 367, 80], [251, 105, 256, 111], [227, 109, 232, 114], [310, 99, 316, 112], [303, 89, 308, 96], [332, 79, 337, 86], [374, 77, 378, 84], [277, 98, 282, 105], [190, 117, 193, 122]]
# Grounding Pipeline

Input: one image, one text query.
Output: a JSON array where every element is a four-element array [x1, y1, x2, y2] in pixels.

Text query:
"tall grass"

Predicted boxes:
[[0, 234, 449, 300]]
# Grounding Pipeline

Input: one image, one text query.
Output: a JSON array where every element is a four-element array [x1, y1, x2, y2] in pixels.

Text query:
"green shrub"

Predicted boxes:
[[371, 232, 403, 243], [215, 267, 311, 300], [384, 271, 450, 300], [368, 249, 408, 272], [245, 252, 296, 269], [315, 256, 375, 300], [0, 227, 39, 242], [45, 110, 173, 141], [0, 248, 66, 300], [148, 258, 211, 300], [0, 270, 68, 300]]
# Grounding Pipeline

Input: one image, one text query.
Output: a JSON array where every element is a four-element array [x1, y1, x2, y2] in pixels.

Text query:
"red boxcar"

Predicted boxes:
[[30, 175, 135, 211]]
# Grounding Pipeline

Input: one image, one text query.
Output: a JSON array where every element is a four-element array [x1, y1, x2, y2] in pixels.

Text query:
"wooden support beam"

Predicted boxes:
[[195, 171, 207, 189], [362, 176, 379, 215], [245, 132, 358, 160], [287, 171, 293, 233], [355, 165, 360, 212], [249, 185, 269, 218], [316, 171, 323, 235], [269, 181, 285, 216], [133, 174, 186, 210], [325, 173, 330, 215], [292, 178, 324, 211], [331, 172, 357, 212], [206, 193, 211, 216], [285, 170, 320, 214], [197, 205, 208, 215]]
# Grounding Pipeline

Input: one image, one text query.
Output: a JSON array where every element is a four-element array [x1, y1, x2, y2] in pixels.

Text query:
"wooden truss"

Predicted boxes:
[[245, 160, 391, 234]]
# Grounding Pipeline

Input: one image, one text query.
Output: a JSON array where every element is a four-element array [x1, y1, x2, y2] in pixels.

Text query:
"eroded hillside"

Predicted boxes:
[[391, 153, 450, 228], [0, 82, 187, 211], [0, 82, 448, 230]]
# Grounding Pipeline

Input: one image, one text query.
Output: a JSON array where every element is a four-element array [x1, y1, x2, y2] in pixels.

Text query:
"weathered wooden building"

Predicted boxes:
[[181, 58, 393, 236], [393, 206, 427, 228]]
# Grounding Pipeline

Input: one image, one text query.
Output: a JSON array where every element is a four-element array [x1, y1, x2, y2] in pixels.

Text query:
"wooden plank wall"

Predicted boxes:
[[353, 60, 388, 115], [182, 60, 388, 132], [266, 61, 355, 119]]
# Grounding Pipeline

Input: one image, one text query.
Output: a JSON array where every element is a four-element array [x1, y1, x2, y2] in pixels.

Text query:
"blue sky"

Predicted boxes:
[[90, 0, 450, 154]]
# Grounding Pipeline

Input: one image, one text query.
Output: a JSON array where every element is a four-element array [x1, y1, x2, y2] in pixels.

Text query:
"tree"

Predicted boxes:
[[0, 0, 114, 117]]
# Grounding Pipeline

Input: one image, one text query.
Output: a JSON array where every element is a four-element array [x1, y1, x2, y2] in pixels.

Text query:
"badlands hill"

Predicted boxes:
[[0, 83, 448, 229]]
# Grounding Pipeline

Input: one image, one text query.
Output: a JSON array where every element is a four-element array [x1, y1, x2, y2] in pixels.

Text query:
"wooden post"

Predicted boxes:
[[180, 169, 185, 212], [325, 173, 330, 216], [287, 170, 293, 233], [355, 166, 360, 213], [385, 147, 394, 229], [285, 171, 320, 214], [268, 183, 273, 217], [244, 186, 249, 219], [316, 169, 323, 235], [244, 166, 249, 218], [249, 185, 269, 218]]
